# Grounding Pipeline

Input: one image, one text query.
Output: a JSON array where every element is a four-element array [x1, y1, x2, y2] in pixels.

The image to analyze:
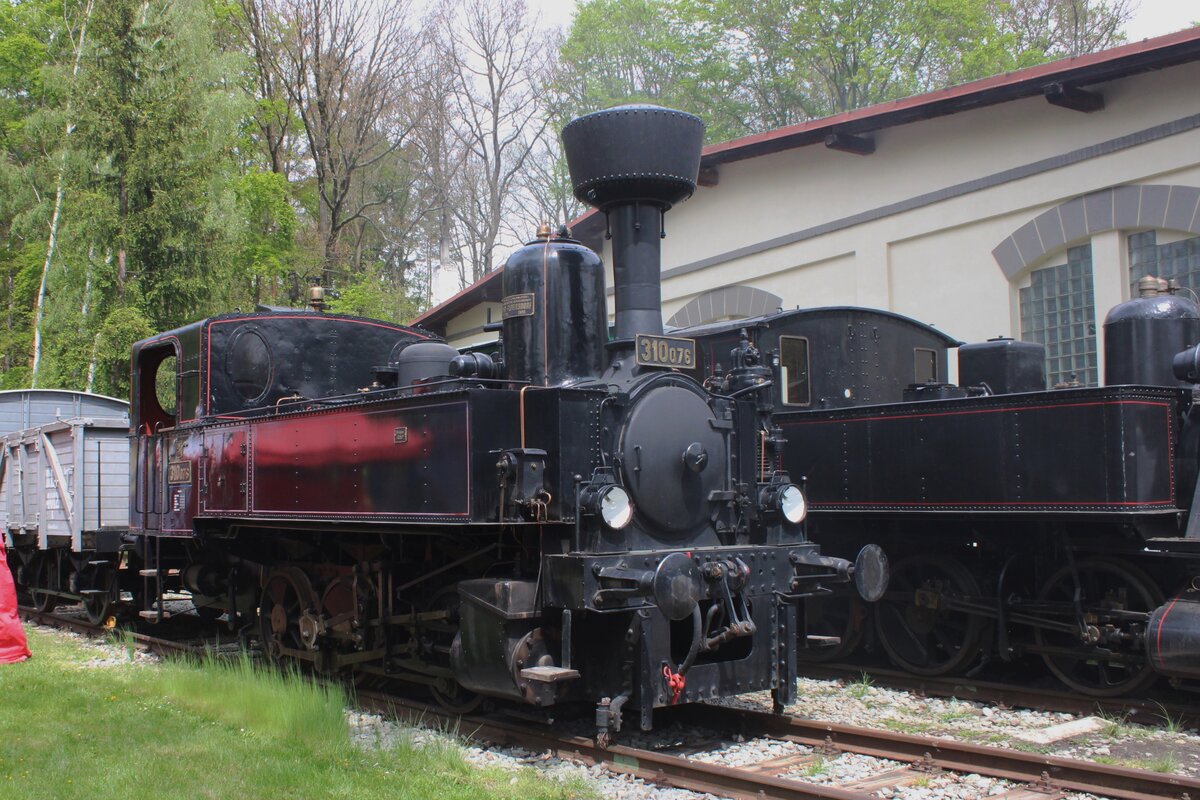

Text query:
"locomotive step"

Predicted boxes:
[[138, 610, 172, 620], [806, 635, 843, 647], [138, 568, 180, 577], [519, 666, 581, 683]]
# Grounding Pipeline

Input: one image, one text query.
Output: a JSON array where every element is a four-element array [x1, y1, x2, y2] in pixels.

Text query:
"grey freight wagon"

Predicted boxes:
[[0, 390, 130, 619]]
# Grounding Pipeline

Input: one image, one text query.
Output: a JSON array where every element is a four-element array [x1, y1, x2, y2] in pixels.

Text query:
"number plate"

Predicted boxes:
[[167, 460, 192, 484], [635, 334, 696, 369], [502, 293, 535, 319]]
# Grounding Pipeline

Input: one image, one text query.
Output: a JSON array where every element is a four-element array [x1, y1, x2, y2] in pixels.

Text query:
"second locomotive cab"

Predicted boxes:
[[27, 105, 887, 742]]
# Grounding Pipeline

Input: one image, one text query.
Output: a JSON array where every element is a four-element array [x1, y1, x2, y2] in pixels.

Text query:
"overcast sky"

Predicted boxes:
[[528, 0, 1197, 42]]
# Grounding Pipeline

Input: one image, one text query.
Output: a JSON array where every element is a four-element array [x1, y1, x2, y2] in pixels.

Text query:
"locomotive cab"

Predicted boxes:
[[129, 311, 435, 537]]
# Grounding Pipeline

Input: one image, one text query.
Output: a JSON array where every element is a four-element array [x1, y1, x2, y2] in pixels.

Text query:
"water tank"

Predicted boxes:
[[1104, 276, 1200, 387], [958, 338, 1046, 394], [502, 229, 607, 386]]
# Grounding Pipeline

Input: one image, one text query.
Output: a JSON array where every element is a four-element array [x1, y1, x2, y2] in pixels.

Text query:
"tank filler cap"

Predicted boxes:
[[307, 285, 327, 312], [1137, 275, 1168, 297]]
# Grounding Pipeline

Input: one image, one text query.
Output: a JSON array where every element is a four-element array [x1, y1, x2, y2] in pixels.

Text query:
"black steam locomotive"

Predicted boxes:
[[9, 106, 883, 739], [677, 281, 1200, 697]]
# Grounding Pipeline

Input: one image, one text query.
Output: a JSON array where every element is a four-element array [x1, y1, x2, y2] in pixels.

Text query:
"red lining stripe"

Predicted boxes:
[[1154, 596, 1180, 670], [780, 399, 1170, 426]]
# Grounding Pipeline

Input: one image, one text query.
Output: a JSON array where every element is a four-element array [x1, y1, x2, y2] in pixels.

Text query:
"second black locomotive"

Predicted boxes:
[[676, 281, 1200, 697]]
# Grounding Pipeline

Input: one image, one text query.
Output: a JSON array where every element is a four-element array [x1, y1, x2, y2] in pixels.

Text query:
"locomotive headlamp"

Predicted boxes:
[[780, 484, 807, 524], [599, 485, 634, 529], [761, 483, 806, 524], [581, 482, 634, 529]]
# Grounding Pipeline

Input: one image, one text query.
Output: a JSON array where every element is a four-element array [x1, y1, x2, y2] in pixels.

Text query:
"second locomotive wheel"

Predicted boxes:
[[874, 555, 986, 676], [1033, 558, 1162, 697], [798, 592, 866, 663]]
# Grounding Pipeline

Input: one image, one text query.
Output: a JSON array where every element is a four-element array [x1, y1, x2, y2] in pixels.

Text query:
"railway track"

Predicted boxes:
[[800, 662, 1200, 730], [20, 607, 1200, 800], [358, 692, 1200, 800]]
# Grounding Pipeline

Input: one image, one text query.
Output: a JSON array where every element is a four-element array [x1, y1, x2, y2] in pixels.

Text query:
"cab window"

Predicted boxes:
[[135, 342, 179, 432], [914, 348, 938, 383], [779, 336, 810, 406]]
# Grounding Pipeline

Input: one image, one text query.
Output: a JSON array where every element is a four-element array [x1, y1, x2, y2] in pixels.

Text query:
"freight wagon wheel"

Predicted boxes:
[[258, 568, 318, 666], [797, 593, 866, 663], [28, 555, 58, 613], [1033, 558, 1161, 697], [874, 555, 985, 676], [82, 568, 119, 626]]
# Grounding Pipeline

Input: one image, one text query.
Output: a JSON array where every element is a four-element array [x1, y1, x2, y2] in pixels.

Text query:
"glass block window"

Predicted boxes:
[[1129, 231, 1200, 295], [1019, 244, 1097, 387]]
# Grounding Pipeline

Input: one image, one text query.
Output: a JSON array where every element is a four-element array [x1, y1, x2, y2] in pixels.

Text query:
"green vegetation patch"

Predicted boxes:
[[0, 627, 591, 800]]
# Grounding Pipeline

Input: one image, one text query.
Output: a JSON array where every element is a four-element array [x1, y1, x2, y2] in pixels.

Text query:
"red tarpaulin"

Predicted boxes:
[[0, 538, 30, 663]]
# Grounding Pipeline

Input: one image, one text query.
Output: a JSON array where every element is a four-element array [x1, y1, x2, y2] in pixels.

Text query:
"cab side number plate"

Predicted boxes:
[[635, 334, 696, 369]]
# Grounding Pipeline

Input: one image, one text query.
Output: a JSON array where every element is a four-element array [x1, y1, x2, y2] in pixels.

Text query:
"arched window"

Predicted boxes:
[[1018, 245, 1097, 387]]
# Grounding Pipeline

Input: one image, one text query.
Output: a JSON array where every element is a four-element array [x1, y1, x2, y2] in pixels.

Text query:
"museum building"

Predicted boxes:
[[414, 27, 1200, 387]]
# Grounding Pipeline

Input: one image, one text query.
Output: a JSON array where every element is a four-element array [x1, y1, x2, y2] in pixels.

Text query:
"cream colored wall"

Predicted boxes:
[[444, 302, 501, 348], [440, 61, 1200, 358], [628, 62, 1200, 348]]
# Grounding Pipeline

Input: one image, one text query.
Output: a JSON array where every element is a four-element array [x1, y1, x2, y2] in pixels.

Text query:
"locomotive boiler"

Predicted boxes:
[[9, 105, 885, 740]]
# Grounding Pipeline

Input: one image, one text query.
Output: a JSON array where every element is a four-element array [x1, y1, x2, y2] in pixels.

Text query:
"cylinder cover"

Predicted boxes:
[[1145, 594, 1200, 679]]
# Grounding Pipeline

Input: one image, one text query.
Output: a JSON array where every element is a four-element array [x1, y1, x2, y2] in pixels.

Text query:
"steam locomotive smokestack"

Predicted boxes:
[[562, 105, 704, 342]]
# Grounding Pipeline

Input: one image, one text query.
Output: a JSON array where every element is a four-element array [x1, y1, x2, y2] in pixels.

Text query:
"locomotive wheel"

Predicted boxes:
[[874, 555, 985, 676], [1033, 558, 1161, 697], [427, 586, 483, 714], [797, 592, 866, 663], [258, 567, 319, 666]]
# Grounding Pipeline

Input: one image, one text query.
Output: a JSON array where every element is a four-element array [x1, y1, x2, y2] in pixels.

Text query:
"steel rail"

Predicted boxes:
[[356, 691, 875, 800], [18, 606, 206, 657], [686, 704, 1200, 800], [799, 662, 1200, 729]]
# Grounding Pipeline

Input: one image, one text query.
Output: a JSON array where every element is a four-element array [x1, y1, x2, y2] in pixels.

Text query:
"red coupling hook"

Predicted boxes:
[[662, 664, 686, 705]]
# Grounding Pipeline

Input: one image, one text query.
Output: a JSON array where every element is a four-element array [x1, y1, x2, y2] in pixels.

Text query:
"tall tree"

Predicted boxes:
[[991, 0, 1134, 60], [555, 0, 740, 139], [248, 0, 425, 277], [29, 0, 94, 386], [436, 0, 557, 284]]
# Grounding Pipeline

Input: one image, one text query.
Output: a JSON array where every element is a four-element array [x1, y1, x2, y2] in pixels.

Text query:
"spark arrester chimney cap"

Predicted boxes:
[[562, 104, 704, 212]]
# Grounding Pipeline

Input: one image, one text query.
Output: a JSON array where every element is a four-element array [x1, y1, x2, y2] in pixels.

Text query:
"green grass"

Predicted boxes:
[[1154, 702, 1186, 735], [804, 757, 828, 777], [0, 626, 593, 800], [1147, 753, 1179, 773], [1093, 754, 1180, 774], [937, 701, 976, 723], [881, 718, 935, 734], [846, 672, 873, 700]]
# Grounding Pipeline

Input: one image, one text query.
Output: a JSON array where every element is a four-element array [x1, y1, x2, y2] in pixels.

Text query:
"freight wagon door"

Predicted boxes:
[[203, 429, 248, 512]]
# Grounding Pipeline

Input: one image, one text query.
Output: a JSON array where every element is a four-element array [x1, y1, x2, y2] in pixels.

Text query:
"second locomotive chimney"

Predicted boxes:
[[561, 105, 704, 343]]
